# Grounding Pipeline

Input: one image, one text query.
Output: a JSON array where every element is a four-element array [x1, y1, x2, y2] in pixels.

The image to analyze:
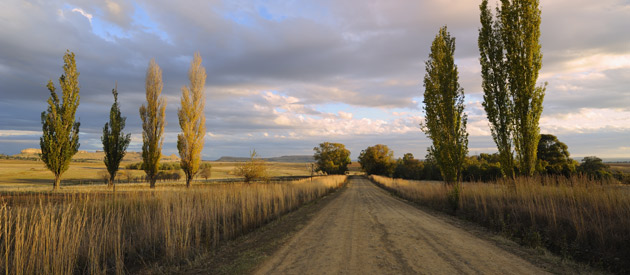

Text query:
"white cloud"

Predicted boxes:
[[71, 8, 93, 24], [541, 108, 630, 134], [0, 130, 40, 137], [559, 53, 630, 75], [338, 111, 353, 120], [106, 0, 122, 15], [0, 0, 629, 159]]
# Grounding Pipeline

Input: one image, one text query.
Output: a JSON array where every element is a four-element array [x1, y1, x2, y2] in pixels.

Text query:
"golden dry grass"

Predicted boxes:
[[370, 175, 630, 272], [0, 175, 347, 274], [0, 159, 314, 191], [610, 163, 630, 174]]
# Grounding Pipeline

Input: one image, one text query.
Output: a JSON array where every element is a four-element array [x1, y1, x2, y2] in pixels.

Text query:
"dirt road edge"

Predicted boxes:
[[149, 177, 350, 275], [367, 176, 607, 275]]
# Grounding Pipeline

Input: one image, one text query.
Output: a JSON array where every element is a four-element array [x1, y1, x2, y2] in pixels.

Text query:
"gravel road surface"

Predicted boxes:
[[255, 177, 548, 274]]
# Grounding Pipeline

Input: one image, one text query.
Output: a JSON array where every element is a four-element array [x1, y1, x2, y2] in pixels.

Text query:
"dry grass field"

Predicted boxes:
[[610, 162, 630, 174], [370, 175, 630, 273], [0, 159, 314, 191], [0, 171, 347, 274], [0, 155, 345, 273]]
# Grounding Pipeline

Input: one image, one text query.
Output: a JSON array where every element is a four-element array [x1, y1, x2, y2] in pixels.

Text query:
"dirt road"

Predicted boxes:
[[255, 177, 548, 274]]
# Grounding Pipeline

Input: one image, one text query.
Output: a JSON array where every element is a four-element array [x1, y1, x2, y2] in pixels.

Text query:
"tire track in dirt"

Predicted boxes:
[[254, 177, 549, 274]]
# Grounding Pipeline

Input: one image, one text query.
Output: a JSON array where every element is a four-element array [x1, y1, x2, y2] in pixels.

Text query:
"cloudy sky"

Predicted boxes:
[[0, 0, 628, 160]]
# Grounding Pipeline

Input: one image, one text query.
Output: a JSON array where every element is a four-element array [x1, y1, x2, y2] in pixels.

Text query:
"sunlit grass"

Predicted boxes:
[[0, 159, 315, 191], [0, 175, 346, 274]]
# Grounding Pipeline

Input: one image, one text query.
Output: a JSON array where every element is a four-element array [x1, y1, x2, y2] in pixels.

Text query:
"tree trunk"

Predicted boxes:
[[186, 175, 191, 188], [110, 174, 116, 191], [108, 174, 115, 188], [149, 177, 156, 188], [53, 174, 61, 190]]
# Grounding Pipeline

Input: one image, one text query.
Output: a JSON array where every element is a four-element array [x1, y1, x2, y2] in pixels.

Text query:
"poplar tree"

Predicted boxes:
[[102, 84, 131, 190], [422, 26, 468, 210], [503, 0, 546, 176], [177, 52, 207, 187], [479, 0, 546, 176], [40, 50, 81, 190], [139, 59, 166, 188], [479, 0, 515, 178]]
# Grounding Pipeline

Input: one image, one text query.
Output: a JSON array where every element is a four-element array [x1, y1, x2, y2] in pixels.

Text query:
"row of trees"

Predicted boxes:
[[418, 0, 547, 209], [357, 143, 620, 182], [40, 51, 208, 190]]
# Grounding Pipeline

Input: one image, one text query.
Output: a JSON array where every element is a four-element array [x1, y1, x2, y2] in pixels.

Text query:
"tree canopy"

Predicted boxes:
[[140, 58, 166, 188], [536, 134, 576, 176], [579, 156, 612, 180], [40, 50, 81, 190], [313, 142, 351, 175], [102, 84, 131, 190], [422, 26, 469, 185], [358, 144, 395, 176], [478, 0, 546, 177], [479, 0, 514, 178], [177, 52, 207, 187]]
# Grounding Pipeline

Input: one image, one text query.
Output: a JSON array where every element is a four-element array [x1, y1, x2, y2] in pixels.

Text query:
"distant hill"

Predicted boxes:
[[216, 155, 314, 163], [14, 148, 180, 162]]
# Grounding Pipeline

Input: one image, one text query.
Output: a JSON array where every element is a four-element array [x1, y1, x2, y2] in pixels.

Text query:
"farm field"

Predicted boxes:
[[0, 170, 347, 273], [1, 0, 627, 273], [0, 159, 314, 191], [610, 163, 630, 174]]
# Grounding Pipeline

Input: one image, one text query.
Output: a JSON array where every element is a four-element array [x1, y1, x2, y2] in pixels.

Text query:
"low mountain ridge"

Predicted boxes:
[[216, 155, 314, 163], [14, 148, 180, 162]]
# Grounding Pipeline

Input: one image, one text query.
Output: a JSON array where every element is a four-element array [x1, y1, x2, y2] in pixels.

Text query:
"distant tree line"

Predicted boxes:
[[126, 162, 182, 171], [0, 154, 40, 161], [356, 141, 625, 183]]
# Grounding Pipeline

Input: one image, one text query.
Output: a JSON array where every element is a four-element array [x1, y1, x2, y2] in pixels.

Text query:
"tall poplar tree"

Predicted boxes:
[[140, 59, 166, 188], [102, 84, 131, 190], [479, 0, 515, 178], [177, 52, 207, 187], [40, 50, 81, 190], [479, 0, 546, 176], [422, 26, 468, 210]]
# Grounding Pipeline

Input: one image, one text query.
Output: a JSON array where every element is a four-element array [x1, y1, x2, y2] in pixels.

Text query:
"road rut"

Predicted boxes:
[[255, 177, 548, 274]]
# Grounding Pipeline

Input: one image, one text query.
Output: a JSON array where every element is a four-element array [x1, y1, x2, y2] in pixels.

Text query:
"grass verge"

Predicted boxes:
[[369, 175, 630, 274], [150, 177, 349, 274]]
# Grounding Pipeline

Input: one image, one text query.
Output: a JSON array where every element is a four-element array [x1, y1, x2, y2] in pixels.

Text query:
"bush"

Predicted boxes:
[[462, 155, 502, 182], [199, 163, 212, 181], [125, 162, 142, 170], [392, 153, 502, 182], [97, 171, 110, 183], [579, 156, 613, 181], [125, 162, 181, 171], [393, 153, 424, 180], [234, 150, 268, 183]]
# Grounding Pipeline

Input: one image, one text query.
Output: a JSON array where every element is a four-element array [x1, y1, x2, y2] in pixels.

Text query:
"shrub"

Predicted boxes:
[[234, 150, 267, 183]]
